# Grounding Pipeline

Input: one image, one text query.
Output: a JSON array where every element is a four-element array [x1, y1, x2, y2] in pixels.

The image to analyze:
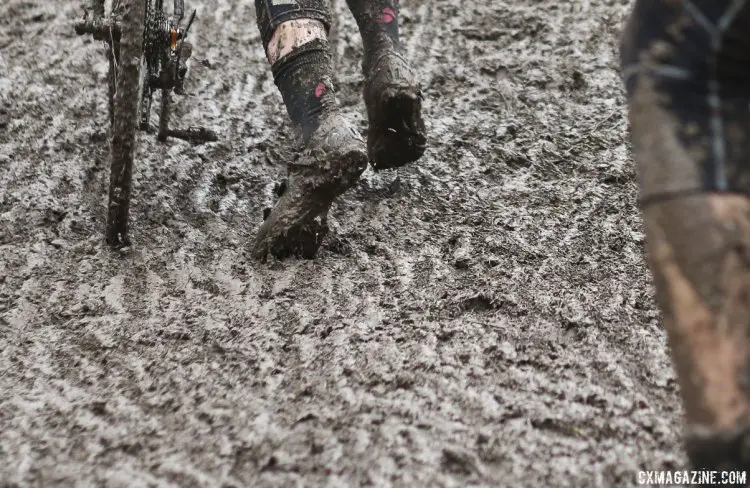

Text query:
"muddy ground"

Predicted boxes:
[[0, 0, 686, 486]]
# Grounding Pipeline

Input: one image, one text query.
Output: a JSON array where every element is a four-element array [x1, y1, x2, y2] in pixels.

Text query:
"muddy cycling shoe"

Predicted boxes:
[[685, 425, 750, 472], [252, 113, 368, 261], [364, 51, 426, 171]]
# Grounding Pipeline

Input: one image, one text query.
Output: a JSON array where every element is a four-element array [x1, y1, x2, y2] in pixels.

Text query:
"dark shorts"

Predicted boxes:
[[621, 0, 750, 203]]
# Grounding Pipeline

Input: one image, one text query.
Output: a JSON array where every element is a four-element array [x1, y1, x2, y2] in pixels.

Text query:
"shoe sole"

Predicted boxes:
[[686, 425, 750, 470], [252, 147, 367, 260], [368, 88, 427, 171]]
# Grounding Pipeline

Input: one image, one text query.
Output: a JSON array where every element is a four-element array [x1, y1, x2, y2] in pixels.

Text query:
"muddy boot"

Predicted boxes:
[[252, 112, 367, 260], [686, 426, 750, 472], [346, 0, 426, 171], [643, 195, 750, 473], [253, 1, 370, 258], [364, 51, 426, 171]]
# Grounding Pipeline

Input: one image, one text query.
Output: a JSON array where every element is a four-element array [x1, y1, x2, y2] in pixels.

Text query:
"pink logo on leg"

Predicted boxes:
[[379, 7, 396, 24], [315, 82, 327, 98]]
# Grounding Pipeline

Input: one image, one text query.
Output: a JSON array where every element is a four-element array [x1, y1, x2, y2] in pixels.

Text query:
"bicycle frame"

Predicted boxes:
[[74, 0, 217, 247]]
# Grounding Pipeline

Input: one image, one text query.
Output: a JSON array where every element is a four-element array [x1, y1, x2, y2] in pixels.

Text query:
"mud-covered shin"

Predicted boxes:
[[107, 0, 145, 248], [255, 0, 339, 142], [620, 0, 750, 471], [345, 0, 401, 72]]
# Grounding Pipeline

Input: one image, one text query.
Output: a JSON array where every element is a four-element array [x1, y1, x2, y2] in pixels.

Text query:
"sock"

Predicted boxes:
[[346, 0, 402, 72], [271, 38, 338, 144]]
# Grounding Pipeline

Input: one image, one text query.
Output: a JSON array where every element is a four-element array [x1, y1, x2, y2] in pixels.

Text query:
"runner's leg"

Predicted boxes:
[[621, 0, 750, 469]]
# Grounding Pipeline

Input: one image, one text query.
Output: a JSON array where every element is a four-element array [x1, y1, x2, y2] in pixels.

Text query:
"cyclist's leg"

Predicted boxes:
[[345, 0, 426, 170], [252, 0, 367, 260], [621, 0, 750, 470]]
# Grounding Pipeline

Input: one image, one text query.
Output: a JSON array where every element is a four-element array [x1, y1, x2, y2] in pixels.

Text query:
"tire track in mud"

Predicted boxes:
[[405, 1, 442, 91], [0, 5, 105, 242]]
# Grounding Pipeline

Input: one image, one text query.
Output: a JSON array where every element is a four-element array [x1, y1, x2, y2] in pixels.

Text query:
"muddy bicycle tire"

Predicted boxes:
[[106, 0, 146, 248]]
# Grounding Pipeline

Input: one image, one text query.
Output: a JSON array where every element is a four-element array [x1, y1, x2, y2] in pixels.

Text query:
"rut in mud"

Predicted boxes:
[[0, 0, 683, 486]]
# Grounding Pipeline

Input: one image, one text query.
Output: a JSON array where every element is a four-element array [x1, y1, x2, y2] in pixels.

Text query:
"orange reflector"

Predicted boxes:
[[170, 29, 177, 49]]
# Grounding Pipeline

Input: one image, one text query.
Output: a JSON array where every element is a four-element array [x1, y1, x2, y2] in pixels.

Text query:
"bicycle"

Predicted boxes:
[[74, 0, 217, 248]]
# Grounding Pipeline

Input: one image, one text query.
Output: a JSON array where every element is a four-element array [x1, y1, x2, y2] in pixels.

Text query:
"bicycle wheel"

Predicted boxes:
[[106, 0, 146, 247]]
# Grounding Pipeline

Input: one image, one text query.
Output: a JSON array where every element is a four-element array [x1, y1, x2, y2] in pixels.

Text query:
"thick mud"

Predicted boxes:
[[0, 0, 684, 486]]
